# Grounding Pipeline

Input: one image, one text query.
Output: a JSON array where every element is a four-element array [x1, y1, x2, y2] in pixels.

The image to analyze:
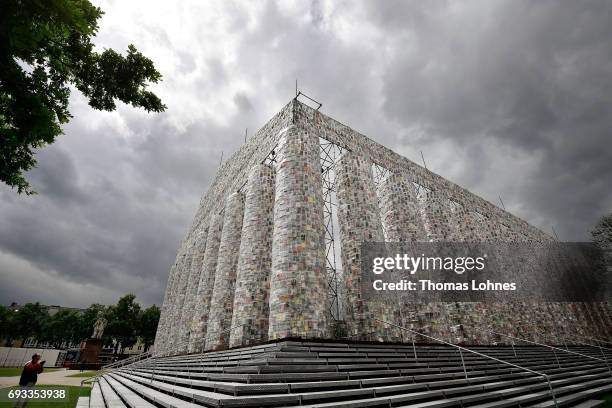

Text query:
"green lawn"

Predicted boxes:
[[65, 371, 98, 378], [0, 368, 62, 377], [0, 385, 91, 408]]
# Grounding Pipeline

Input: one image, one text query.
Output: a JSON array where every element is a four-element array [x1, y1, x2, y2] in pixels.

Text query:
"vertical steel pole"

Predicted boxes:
[[552, 348, 561, 368], [546, 375, 558, 407], [459, 348, 468, 380]]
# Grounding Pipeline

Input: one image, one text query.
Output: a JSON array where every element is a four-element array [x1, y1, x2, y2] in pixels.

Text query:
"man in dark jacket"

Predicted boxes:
[[14, 353, 45, 408]]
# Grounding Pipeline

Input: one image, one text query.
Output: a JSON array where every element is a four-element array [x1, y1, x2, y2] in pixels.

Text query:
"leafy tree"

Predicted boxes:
[[40, 309, 81, 348], [1, 0, 166, 194], [105, 294, 141, 354], [11, 302, 47, 341], [0, 305, 13, 342], [138, 304, 160, 351], [592, 213, 612, 250], [2, 295, 158, 351]]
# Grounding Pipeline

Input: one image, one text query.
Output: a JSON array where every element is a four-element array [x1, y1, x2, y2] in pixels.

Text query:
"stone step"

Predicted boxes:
[[464, 374, 600, 404], [570, 399, 607, 408], [105, 374, 156, 408], [110, 372, 300, 407], [99, 377, 127, 408], [90, 381, 105, 408], [75, 397, 90, 408], [120, 368, 534, 396], [137, 354, 596, 373], [142, 351, 600, 367], [108, 373, 204, 408], [112, 342, 612, 408], [126, 362, 604, 393], [113, 366, 611, 408], [163, 350, 607, 360], [527, 380, 612, 407], [469, 378, 612, 408]]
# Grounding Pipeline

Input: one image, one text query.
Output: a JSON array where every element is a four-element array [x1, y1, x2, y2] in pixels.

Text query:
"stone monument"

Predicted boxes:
[[79, 312, 106, 367]]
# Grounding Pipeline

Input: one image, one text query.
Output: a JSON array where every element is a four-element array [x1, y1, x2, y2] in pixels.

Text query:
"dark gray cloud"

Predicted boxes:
[[1, 0, 610, 308], [368, 0, 612, 239]]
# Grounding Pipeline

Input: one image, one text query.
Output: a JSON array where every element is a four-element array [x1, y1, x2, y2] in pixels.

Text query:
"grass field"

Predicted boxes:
[[0, 385, 91, 408], [65, 371, 98, 378], [0, 368, 62, 377]]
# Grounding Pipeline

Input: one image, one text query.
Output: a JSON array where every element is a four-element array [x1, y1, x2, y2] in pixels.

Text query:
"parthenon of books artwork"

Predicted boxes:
[[154, 98, 611, 356]]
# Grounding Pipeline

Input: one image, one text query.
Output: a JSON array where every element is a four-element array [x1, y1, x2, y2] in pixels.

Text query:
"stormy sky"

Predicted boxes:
[[1, 0, 611, 308]]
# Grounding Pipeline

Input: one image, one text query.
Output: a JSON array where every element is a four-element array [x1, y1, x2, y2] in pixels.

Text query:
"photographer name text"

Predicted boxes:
[[372, 279, 516, 291], [371, 254, 516, 292]]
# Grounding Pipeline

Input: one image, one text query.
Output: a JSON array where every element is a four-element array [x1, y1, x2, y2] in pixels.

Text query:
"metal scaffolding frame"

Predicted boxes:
[[414, 182, 431, 201], [233, 146, 280, 194], [372, 162, 390, 187], [372, 162, 391, 240], [319, 138, 345, 321], [262, 146, 278, 167], [448, 199, 462, 213]]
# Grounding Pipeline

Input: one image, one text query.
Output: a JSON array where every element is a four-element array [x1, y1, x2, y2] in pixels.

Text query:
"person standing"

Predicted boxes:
[[14, 353, 45, 408]]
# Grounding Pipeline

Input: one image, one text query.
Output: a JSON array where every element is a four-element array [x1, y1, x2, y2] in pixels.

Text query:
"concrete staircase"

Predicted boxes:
[[80, 340, 612, 407]]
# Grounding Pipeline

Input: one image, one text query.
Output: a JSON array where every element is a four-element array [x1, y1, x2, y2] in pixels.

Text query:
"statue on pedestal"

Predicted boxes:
[[92, 312, 107, 339]]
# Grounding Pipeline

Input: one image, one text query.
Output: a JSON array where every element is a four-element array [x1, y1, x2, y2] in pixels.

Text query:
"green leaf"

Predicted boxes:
[[0, 0, 165, 194]]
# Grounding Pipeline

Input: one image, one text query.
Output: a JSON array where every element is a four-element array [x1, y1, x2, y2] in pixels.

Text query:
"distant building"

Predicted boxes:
[[123, 338, 150, 355], [6, 302, 86, 316]]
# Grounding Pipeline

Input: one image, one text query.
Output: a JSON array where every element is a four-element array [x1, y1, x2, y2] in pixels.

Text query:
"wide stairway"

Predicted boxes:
[[79, 340, 612, 408]]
